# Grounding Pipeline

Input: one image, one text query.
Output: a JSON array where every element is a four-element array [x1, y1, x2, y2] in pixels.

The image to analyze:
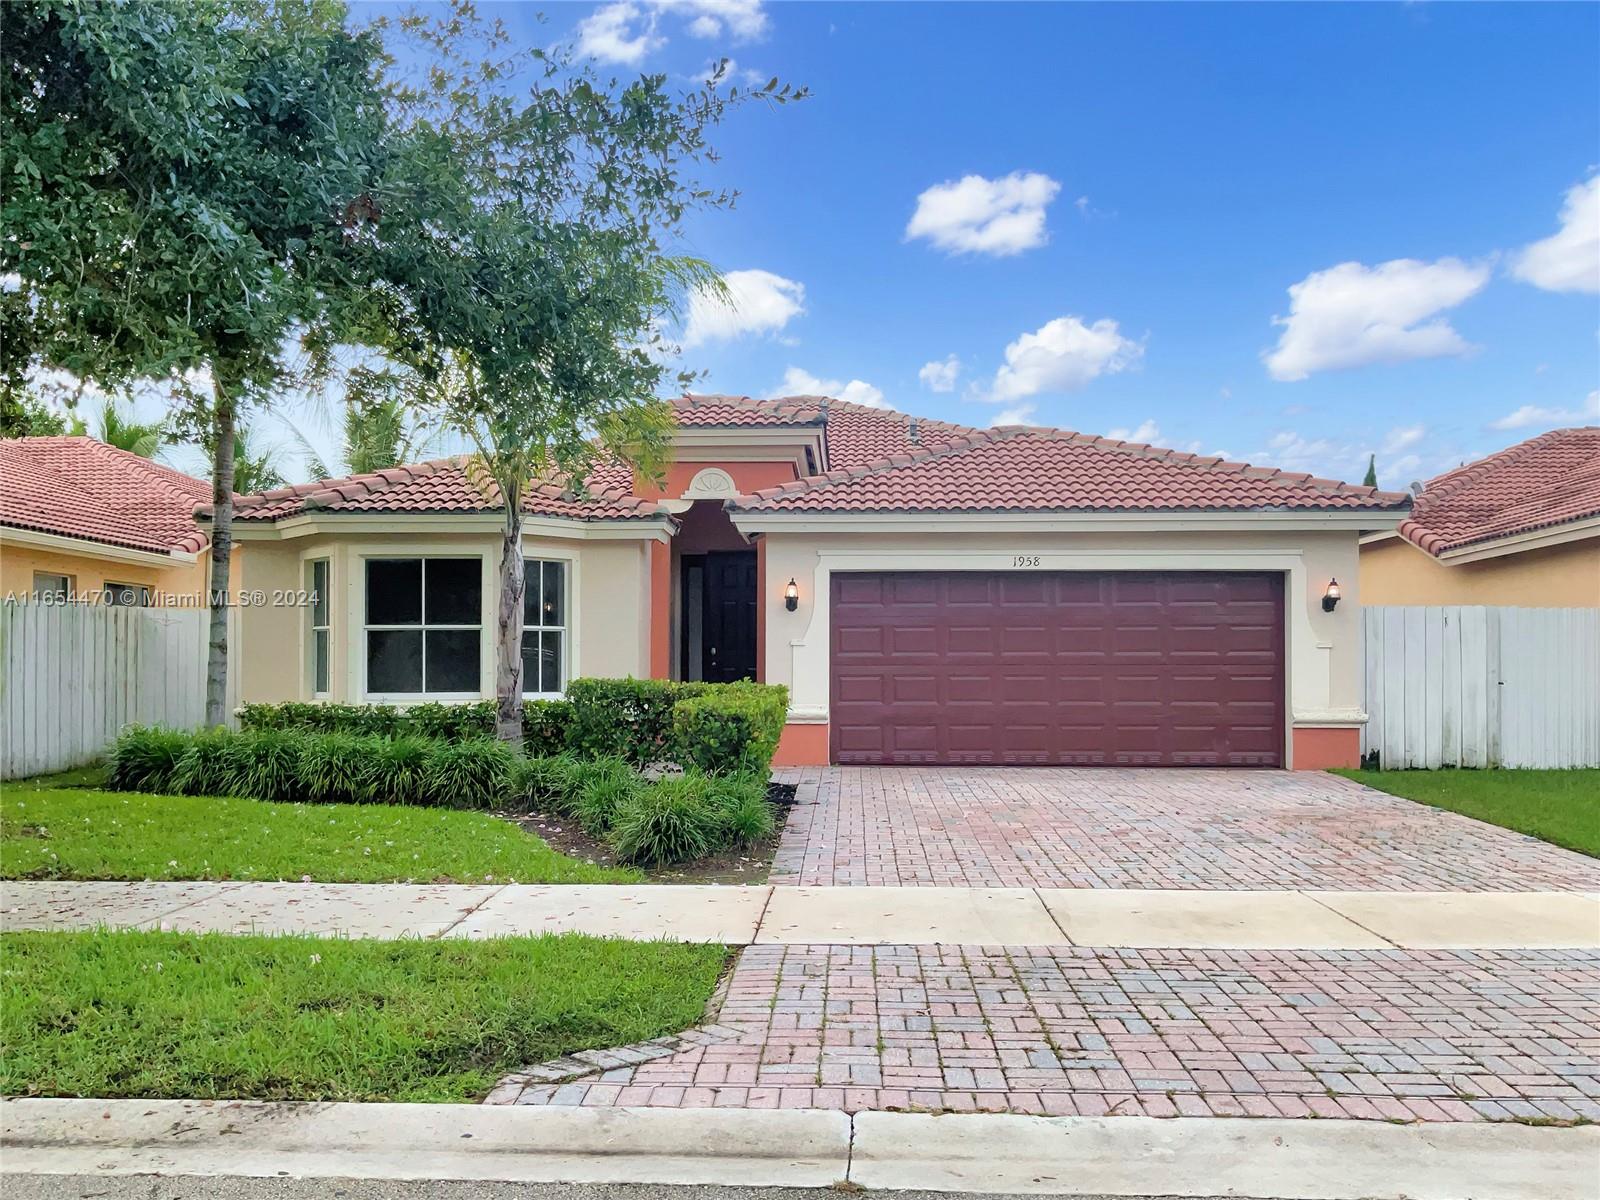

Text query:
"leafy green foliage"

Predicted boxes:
[[108, 727, 191, 794], [521, 700, 574, 757], [565, 678, 708, 762], [1, 787, 634, 884], [362, 735, 432, 806], [609, 774, 721, 867], [171, 729, 241, 797], [705, 773, 776, 847], [508, 755, 579, 815], [239, 699, 571, 747], [1, 930, 723, 1100], [226, 730, 303, 804], [574, 759, 639, 836], [294, 733, 370, 806], [422, 741, 516, 810], [671, 684, 789, 776]]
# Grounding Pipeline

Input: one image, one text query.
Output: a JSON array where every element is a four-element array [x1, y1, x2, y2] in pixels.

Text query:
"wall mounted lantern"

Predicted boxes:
[[1322, 578, 1342, 612], [784, 578, 800, 612]]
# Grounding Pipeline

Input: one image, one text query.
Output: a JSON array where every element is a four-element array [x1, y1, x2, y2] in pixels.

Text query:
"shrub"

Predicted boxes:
[[109, 726, 194, 793], [362, 735, 433, 805], [571, 757, 639, 835], [566, 678, 693, 763], [705, 772, 776, 847], [510, 755, 580, 814], [423, 740, 516, 810], [609, 775, 722, 867], [294, 733, 373, 805], [671, 684, 788, 776], [239, 702, 406, 737], [522, 700, 574, 757], [171, 728, 241, 797], [226, 729, 304, 804], [404, 701, 496, 741]]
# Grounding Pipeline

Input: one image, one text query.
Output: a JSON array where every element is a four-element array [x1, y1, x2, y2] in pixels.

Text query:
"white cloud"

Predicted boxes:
[[1490, 390, 1600, 431], [575, 3, 664, 64], [1263, 257, 1490, 382], [1252, 424, 1451, 487], [918, 355, 961, 392], [1107, 418, 1160, 443], [905, 171, 1061, 257], [772, 366, 888, 409], [659, 0, 768, 40], [1383, 424, 1426, 454], [990, 405, 1038, 427], [1510, 175, 1600, 294], [986, 316, 1142, 402], [682, 269, 804, 347]]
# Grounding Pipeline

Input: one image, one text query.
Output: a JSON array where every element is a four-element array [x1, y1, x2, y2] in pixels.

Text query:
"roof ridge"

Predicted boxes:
[[729, 426, 1021, 508], [1419, 426, 1598, 503]]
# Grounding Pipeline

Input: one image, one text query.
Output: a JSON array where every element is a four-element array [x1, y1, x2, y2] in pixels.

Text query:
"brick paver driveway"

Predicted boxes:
[[770, 766, 1600, 891]]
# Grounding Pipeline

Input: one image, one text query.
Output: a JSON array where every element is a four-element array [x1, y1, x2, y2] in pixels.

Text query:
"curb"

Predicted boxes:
[[5, 1099, 1598, 1199]]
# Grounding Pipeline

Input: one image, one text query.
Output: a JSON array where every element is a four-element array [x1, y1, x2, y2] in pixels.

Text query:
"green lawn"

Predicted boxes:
[[0, 930, 725, 1102], [1336, 768, 1600, 857], [1, 786, 636, 884]]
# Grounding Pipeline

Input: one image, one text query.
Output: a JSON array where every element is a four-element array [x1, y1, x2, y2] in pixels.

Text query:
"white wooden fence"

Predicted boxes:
[[1362, 606, 1600, 769], [0, 602, 238, 779]]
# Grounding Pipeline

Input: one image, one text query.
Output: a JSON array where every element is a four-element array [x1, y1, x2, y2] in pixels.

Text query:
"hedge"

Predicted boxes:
[[670, 685, 787, 776], [238, 699, 571, 756]]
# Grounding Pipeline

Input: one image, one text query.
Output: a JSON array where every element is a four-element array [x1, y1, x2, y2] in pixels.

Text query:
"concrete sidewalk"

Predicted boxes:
[[3, 880, 1598, 949], [4, 1098, 1595, 1199]]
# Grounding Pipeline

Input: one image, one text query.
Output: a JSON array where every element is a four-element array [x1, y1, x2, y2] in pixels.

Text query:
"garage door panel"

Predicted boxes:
[[830, 571, 1284, 767]]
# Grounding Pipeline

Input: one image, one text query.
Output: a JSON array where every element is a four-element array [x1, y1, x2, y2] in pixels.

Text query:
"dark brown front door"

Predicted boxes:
[[704, 550, 758, 683], [830, 571, 1285, 766]]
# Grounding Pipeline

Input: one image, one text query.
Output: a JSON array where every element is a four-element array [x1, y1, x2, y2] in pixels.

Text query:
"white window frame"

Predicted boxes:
[[305, 557, 332, 700], [32, 571, 74, 603], [103, 580, 152, 607], [521, 557, 570, 699], [361, 555, 486, 702]]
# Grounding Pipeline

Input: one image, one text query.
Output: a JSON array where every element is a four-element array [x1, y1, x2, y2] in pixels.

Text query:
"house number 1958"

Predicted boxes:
[[1012, 555, 1042, 567]]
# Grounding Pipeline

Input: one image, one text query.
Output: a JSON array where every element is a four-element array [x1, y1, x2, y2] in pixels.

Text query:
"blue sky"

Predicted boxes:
[[152, 2, 1600, 487]]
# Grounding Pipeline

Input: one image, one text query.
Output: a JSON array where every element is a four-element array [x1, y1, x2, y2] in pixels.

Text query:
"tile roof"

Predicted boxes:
[[672, 394, 826, 428], [0, 436, 213, 555], [225, 456, 667, 524], [1396, 426, 1600, 555], [730, 426, 1412, 515]]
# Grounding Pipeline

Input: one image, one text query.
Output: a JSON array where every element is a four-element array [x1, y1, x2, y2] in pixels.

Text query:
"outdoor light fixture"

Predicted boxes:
[[1322, 578, 1342, 612], [784, 578, 799, 612]]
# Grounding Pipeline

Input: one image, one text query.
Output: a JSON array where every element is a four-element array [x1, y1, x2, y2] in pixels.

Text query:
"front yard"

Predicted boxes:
[[1336, 768, 1600, 857], [0, 930, 726, 1102], [1, 785, 636, 884]]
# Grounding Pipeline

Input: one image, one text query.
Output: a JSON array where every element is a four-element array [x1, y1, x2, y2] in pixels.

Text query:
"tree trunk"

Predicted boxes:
[[204, 374, 236, 728], [495, 499, 525, 749]]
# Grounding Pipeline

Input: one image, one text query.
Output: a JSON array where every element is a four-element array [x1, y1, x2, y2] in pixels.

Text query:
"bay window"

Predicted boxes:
[[364, 557, 482, 696]]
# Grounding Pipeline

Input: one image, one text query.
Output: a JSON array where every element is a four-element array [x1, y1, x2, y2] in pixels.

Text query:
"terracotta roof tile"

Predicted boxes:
[[729, 427, 1411, 515], [227, 456, 667, 524], [0, 436, 212, 555], [1397, 426, 1600, 555]]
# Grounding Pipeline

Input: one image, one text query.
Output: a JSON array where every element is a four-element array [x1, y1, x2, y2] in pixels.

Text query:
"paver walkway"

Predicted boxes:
[[771, 767, 1600, 891], [492, 942, 1600, 1124]]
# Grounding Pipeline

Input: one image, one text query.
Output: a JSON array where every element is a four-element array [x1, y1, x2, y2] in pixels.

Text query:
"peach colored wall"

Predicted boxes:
[[1360, 536, 1599, 607], [0, 538, 237, 607], [774, 721, 829, 767], [1291, 727, 1360, 770], [632, 460, 798, 500], [649, 539, 671, 679]]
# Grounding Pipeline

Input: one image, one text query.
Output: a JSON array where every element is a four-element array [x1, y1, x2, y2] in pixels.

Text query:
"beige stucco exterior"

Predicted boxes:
[[233, 522, 657, 705], [1360, 534, 1600, 607], [753, 523, 1368, 768], [0, 529, 226, 607]]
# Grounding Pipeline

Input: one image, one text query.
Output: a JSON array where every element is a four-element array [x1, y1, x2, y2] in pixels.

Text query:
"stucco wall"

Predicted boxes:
[[234, 528, 653, 704], [758, 526, 1365, 766], [0, 538, 215, 606], [1360, 535, 1600, 607]]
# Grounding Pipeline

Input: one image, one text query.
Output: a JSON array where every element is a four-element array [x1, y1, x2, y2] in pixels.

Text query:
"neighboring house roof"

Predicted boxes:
[[729, 424, 1411, 515], [0, 436, 213, 556], [220, 394, 1409, 527], [1395, 426, 1600, 556]]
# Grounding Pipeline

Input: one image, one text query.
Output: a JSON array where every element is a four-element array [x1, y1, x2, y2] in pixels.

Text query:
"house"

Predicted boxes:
[[1360, 427, 1600, 608], [0, 436, 219, 607], [220, 395, 1412, 770]]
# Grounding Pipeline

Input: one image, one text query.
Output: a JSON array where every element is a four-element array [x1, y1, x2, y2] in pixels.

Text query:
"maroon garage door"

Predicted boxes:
[[830, 571, 1285, 767]]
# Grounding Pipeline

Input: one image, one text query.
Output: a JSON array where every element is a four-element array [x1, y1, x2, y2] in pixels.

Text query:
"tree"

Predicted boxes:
[[0, 392, 67, 437], [2, 0, 387, 725], [68, 400, 164, 459], [364, 10, 803, 744], [1363, 454, 1378, 488], [228, 423, 288, 495], [289, 377, 430, 481]]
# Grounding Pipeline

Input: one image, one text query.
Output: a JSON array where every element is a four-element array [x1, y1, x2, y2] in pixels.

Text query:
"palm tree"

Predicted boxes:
[[69, 400, 165, 458], [290, 391, 430, 481], [229, 424, 287, 495]]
